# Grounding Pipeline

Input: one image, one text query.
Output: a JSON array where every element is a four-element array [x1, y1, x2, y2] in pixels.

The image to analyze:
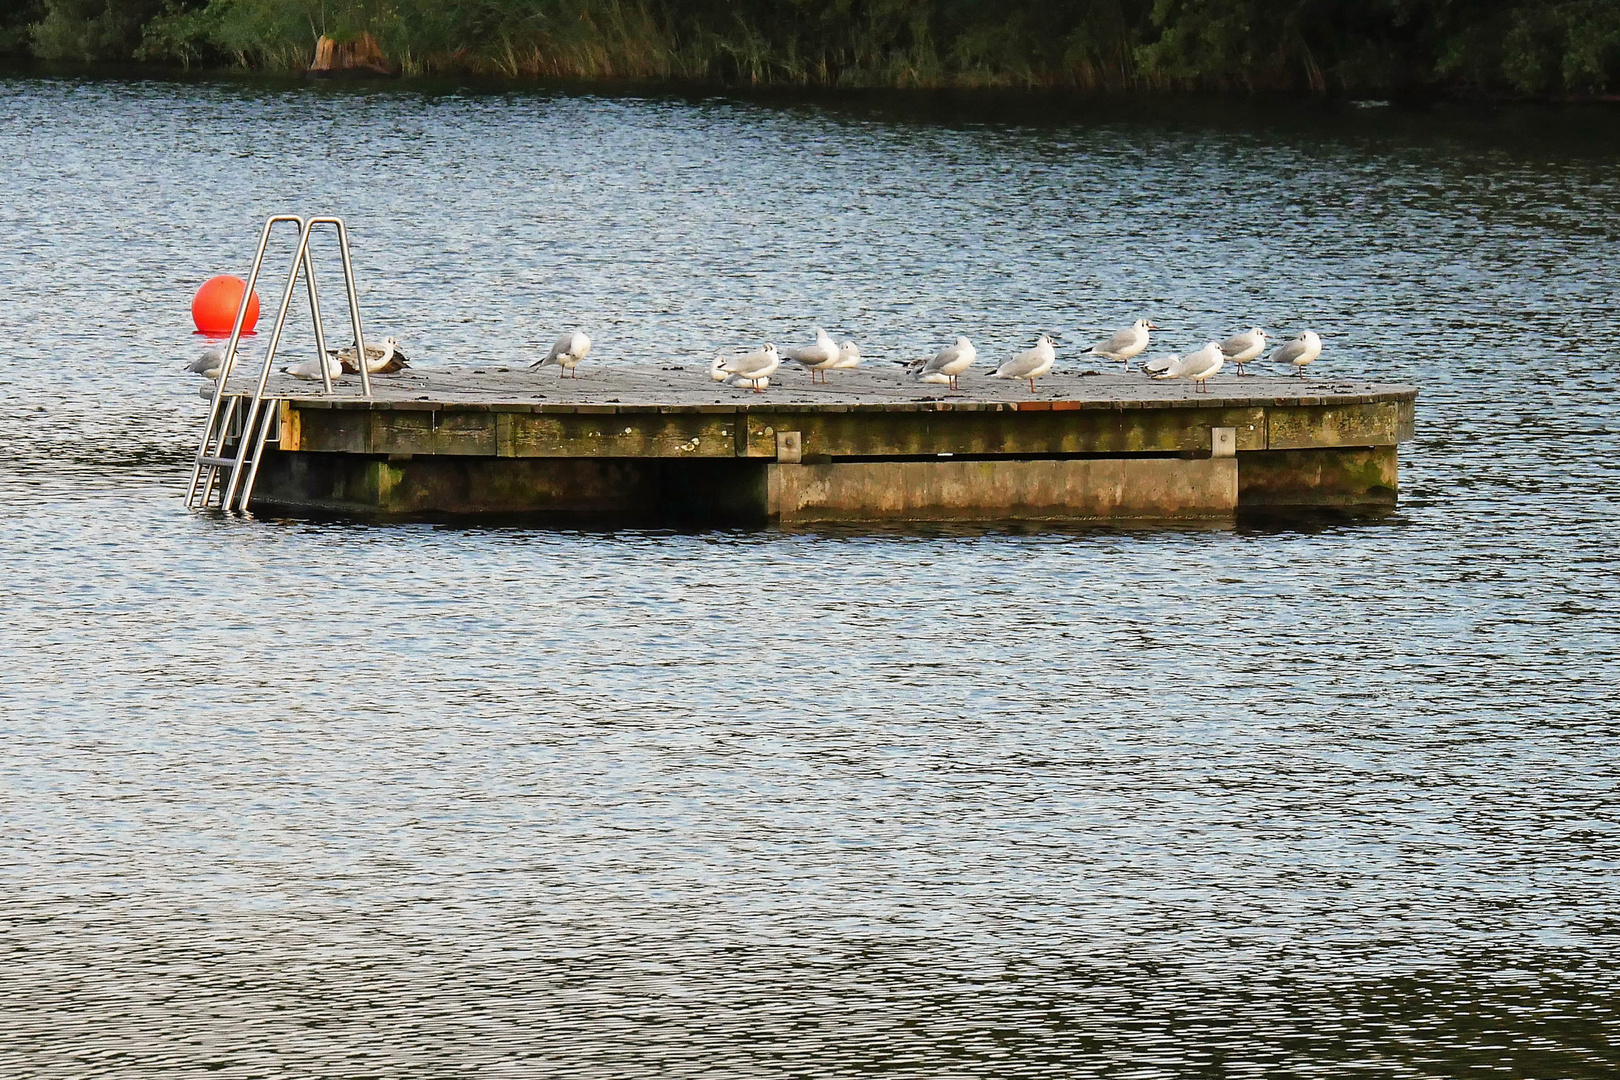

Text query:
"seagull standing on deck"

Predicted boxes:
[[1089, 319, 1156, 371], [912, 336, 976, 390], [711, 343, 781, 393], [1270, 330, 1322, 377], [532, 330, 592, 378], [784, 328, 840, 383], [991, 334, 1056, 393], [186, 345, 229, 379], [1218, 327, 1268, 376], [1152, 342, 1224, 392]]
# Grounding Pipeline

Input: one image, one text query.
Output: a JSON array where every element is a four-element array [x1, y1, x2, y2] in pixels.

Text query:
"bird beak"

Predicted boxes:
[[1147, 322, 1160, 330]]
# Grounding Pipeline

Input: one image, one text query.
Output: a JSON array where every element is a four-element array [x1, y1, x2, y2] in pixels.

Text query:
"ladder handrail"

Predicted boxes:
[[196, 394, 240, 509], [218, 225, 317, 511], [307, 217, 373, 399], [196, 214, 373, 513], [237, 402, 279, 513], [185, 214, 303, 506]]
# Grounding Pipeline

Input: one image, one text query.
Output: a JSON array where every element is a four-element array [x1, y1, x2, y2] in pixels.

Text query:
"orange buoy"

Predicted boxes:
[[191, 275, 260, 336]]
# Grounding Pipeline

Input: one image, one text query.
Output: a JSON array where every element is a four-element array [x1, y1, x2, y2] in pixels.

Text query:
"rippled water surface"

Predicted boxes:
[[2, 77, 1619, 1076]]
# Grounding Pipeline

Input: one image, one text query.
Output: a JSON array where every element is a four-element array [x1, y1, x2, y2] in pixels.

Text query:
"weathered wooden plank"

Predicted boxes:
[[777, 406, 1268, 458], [1267, 401, 1403, 449], [507, 412, 735, 458], [734, 412, 778, 458], [289, 400, 1295, 458], [279, 400, 301, 452], [243, 365, 1417, 420]]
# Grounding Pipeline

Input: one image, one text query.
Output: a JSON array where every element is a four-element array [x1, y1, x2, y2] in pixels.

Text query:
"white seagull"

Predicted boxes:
[[333, 336, 409, 375], [912, 336, 976, 390], [1218, 327, 1268, 376], [1152, 342, 1225, 392], [710, 344, 781, 393], [991, 334, 1056, 393], [1089, 319, 1157, 370], [1271, 330, 1323, 377], [531, 330, 592, 378], [830, 340, 861, 371], [784, 328, 840, 383], [281, 353, 343, 382], [1141, 353, 1181, 375]]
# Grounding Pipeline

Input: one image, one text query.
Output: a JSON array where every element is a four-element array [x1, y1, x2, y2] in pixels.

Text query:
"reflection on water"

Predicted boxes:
[[1, 76, 1618, 1076]]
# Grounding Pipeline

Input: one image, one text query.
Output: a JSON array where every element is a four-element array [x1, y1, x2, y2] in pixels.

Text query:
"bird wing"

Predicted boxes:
[[1142, 354, 1179, 374], [996, 351, 1039, 378], [925, 344, 962, 372], [1183, 349, 1222, 378], [797, 341, 837, 365], [1272, 339, 1306, 365], [1094, 328, 1135, 354], [724, 350, 773, 376], [544, 333, 573, 362]]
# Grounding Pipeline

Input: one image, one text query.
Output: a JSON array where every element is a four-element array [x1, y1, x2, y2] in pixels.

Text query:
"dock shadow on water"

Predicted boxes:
[[2, 74, 1619, 1077]]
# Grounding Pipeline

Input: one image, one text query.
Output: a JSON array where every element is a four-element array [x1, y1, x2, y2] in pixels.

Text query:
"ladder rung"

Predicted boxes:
[[198, 456, 237, 468]]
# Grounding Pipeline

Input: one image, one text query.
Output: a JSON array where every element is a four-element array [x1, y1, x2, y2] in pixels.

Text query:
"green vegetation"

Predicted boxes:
[[3, 0, 1618, 97]]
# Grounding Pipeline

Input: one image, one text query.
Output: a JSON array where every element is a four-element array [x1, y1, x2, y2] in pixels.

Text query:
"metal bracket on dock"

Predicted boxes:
[[185, 214, 373, 514]]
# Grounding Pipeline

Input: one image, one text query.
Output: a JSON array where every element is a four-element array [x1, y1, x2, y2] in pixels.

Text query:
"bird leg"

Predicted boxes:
[[1028, 378, 1036, 393]]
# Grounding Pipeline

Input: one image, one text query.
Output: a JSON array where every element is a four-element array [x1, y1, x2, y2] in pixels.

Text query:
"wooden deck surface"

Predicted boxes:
[[229, 362, 1416, 412]]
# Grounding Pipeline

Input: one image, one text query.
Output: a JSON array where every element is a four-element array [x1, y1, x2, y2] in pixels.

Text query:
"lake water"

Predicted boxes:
[[2, 75, 1618, 1076]]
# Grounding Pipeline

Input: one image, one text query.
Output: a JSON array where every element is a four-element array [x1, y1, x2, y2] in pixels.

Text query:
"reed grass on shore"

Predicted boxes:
[[4, 0, 1619, 99]]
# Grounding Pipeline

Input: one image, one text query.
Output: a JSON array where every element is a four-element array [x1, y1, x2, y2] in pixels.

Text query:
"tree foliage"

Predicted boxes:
[[8, 0, 1619, 96]]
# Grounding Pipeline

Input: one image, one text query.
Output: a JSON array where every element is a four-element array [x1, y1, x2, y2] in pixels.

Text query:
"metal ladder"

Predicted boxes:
[[185, 214, 374, 513]]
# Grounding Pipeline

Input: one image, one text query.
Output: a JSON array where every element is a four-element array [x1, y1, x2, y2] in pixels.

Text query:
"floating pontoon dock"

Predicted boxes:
[[214, 364, 1415, 523]]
